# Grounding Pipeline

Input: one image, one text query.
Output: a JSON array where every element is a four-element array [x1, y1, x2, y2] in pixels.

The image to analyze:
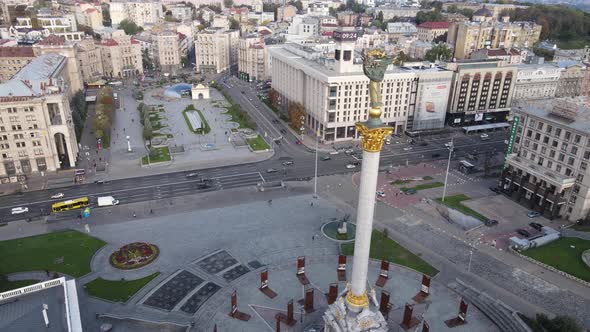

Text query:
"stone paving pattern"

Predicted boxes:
[[179, 282, 221, 314], [195, 250, 239, 274], [143, 270, 203, 311], [221, 264, 250, 282]]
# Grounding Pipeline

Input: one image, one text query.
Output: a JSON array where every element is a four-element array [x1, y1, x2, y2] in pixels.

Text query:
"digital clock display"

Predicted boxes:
[[333, 31, 358, 41]]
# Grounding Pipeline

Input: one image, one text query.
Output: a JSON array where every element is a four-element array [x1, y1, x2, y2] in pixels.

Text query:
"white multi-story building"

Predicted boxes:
[[286, 16, 319, 41], [269, 28, 453, 142], [238, 35, 269, 82], [513, 63, 561, 101], [0, 53, 79, 178], [194, 28, 239, 74], [109, 0, 163, 28], [168, 3, 193, 21], [502, 98, 590, 221], [14, 14, 84, 41], [99, 35, 144, 78], [156, 30, 182, 75], [75, 3, 104, 30]]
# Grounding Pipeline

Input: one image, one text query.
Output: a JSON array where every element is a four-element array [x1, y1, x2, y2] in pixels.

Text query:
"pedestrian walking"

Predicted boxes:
[[310, 202, 314, 207], [150, 209, 153, 214], [312, 235, 315, 241], [45, 269, 50, 277], [268, 199, 272, 205]]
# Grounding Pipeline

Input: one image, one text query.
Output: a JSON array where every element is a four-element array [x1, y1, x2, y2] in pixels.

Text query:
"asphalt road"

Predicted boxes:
[[0, 76, 509, 222]]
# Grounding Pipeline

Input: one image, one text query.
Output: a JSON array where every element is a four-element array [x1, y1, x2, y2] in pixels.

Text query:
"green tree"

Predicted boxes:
[[101, 4, 111, 27], [376, 11, 383, 22], [424, 43, 452, 62], [118, 19, 143, 35], [229, 17, 240, 30], [393, 51, 410, 66], [223, 0, 233, 8], [289, 0, 303, 11], [416, 10, 446, 24], [142, 49, 153, 71]]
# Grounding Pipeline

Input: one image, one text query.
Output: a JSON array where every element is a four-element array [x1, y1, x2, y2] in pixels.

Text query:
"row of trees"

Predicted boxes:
[[93, 87, 116, 148], [137, 103, 154, 143], [70, 91, 88, 142]]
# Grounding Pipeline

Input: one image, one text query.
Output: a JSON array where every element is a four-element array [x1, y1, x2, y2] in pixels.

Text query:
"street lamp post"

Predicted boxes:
[[467, 249, 473, 273], [313, 129, 319, 199], [442, 137, 454, 202], [126, 136, 131, 152]]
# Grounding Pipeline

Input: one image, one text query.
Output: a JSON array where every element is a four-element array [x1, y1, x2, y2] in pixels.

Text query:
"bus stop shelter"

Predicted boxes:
[[462, 123, 510, 134]]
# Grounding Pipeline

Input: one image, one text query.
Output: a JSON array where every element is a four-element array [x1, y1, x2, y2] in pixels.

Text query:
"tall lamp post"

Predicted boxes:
[[313, 129, 319, 199], [442, 137, 454, 202]]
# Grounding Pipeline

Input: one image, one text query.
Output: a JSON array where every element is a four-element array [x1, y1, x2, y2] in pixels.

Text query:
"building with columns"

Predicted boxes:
[[269, 29, 453, 142], [98, 35, 144, 78], [237, 34, 269, 82], [555, 61, 588, 98], [502, 98, 590, 221], [0, 53, 79, 178], [156, 30, 182, 75], [513, 62, 561, 101], [76, 37, 104, 84]]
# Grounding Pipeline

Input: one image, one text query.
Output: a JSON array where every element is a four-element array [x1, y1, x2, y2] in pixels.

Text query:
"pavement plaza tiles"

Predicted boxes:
[[84, 193, 498, 331]]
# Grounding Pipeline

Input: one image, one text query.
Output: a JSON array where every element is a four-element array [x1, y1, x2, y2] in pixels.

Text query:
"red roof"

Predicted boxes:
[[131, 38, 140, 44], [487, 49, 509, 56], [84, 8, 98, 13], [37, 35, 66, 46], [258, 30, 271, 36], [0, 46, 34, 58], [417, 21, 450, 30], [100, 39, 119, 46]]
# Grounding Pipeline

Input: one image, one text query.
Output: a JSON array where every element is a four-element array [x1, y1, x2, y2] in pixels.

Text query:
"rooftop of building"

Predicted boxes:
[[36, 34, 66, 46], [0, 46, 34, 57], [0, 53, 66, 98], [486, 48, 522, 56], [515, 97, 590, 135], [417, 21, 450, 29], [0, 285, 67, 332], [473, 6, 493, 17]]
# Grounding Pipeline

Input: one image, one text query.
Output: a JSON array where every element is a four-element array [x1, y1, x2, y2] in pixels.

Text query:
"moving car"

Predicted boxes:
[[94, 179, 106, 184], [527, 211, 541, 218], [403, 147, 412, 151], [266, 168, 278, 173], [98, 196, 120, 207], [529, 222, 543, 231], [516, 229, 531, 237], [186, 172, 199, 178], [295, 140, 302, 145], [329, 151, 339, 155], [445, 142, 453, 148], [51, 193, 64, 199], [322, 156, 331, 161], [404, 189, 417, 195], [11, 207, 29, 215], [376, 191, 385, 197], [345, 149, 354, 155], [282, 161, 294, 166], [489, 187, 500, 194], [431, 153, 441, 158], [484, 219, 498, 227], [480, 133, 490, 140], [345, 164, 356, 169]]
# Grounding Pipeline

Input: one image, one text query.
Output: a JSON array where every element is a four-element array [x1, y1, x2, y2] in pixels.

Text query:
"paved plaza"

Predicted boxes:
[[1, 189, 498, 331], [104, 85, 271, 180]]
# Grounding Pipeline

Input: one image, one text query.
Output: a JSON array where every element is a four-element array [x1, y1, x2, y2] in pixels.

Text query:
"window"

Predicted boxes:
[[547, 161, 553, 169], [565, 131, 571, 141], [538, 157, 544, 166], [543, 136, 549, 144], [584, 150, 590, 160], [561, 142, 568, 151], [537, 122, 543, 130], [534, 133, 540, 141], [571, 146, 578, 155], [565, 168, 572, 176], [555, 128, 561, 137], [552, 140, 558, 147], [581, 162, 587, 171], [558, 153, 565, 161], [540, 146, 547, 154], [567, 157, 575, 166], [556, 164, 562, 172], [574, 135, 581, 144], [526, 130, 532, 138]]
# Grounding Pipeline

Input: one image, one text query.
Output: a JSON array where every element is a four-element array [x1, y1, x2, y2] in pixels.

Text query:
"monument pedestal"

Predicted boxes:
[[323, 292, 388, 332]]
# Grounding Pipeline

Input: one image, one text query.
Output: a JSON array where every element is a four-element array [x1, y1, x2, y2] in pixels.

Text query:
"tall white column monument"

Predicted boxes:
[[323, 49, 393, 331]]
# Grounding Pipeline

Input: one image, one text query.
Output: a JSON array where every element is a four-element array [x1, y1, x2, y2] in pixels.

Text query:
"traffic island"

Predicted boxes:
[[246, 135, 270, 151]]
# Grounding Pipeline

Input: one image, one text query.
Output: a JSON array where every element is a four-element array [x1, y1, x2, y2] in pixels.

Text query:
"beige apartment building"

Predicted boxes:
[[416, 21, 450, 42], [76, 38, 104, 83], [448, 19, 542, 60], [442, 3, 529, 19], [446, 59, 516, 126], [555, 62, 588, 98], [237, 35, 268, 82], [0, 53, 79, 179], [276, 5, 297, 22], [513, 63, 561, 101], [0, 47, 35, 83], [75, 3, 104, 30], [195, 28, 239, 74], [502, 98, 590, 221], [99, 35, 144, 78], [109, 0, 163, 28], [156, 30, 182, 75], [33, 35, 84, 94]]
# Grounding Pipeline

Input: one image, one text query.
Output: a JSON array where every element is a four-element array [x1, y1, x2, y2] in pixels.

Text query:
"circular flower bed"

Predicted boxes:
[[110, 242, 159, 270]]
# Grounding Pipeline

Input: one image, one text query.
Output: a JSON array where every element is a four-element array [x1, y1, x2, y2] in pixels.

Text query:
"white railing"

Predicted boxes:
[[0, 277, 65, 302]]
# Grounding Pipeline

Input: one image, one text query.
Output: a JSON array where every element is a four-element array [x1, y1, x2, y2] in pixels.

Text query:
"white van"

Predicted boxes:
[[98, 196, 119, 207]]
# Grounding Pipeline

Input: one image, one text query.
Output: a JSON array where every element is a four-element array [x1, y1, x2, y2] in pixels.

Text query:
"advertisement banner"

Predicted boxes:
[[417, 82, 450, 122], [475, 113, 484, 121], [504, 115, 520, 169]]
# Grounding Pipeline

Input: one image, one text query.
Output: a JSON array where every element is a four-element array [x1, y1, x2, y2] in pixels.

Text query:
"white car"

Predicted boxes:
[[11, 207, 29, 215], [480, 133, 489, 138], [376, 191, 385, 197], [346, 164, 356, 169], [403, 147, 412, 151], [329, 151, 340, 155], [51, 193, 64, 199], [445, 142, 453, 148]]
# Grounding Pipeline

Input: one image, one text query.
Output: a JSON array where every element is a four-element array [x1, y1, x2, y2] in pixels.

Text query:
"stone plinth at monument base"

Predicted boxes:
[[323, 292, 388, 332]]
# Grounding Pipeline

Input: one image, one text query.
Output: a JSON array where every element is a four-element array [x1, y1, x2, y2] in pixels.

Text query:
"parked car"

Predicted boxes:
[[484, 219, 498, 227], [529, 222, 543, 231], [346, 164, 356, 169], [345, 149, 354, 155], [51, 192, 64, 199], [11, 207, 29, 215], [322, 156, 331, 161], [295, 140, 302, 145], [94, 179, 106, 184], [516, 229, 531, 237], [282, 161, 294, 166], [527, 211, 541, 218], [489, 187, 500, 194], [329, 150, 339, 155], [266, 168, 278, 173], [419, 142, 428, 146], [480, 133, 490, 140], [376, 191, 385, 197], [431, 153, 441, 158], [404, 189, 417, 195]]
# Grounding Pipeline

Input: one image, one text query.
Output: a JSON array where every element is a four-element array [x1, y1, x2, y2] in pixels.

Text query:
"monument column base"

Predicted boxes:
[[324, 290, 388, 332]]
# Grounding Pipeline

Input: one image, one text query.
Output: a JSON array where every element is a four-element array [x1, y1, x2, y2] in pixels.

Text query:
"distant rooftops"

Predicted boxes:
[[36, 34, 66, 46], [516, 97, 590, 135], [417, 21, 450, 29], [0, 46, 34, 57]]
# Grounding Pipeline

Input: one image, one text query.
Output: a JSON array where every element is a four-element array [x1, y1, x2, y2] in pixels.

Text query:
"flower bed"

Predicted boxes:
[[109, 242, 159, 270]]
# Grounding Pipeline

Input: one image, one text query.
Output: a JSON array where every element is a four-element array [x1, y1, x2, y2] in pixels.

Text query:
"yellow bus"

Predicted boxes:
[[52, 197, 90, 213]]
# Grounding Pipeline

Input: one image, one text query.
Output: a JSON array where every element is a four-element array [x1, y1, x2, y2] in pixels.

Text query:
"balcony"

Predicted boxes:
[[505, 154, 575, 190]]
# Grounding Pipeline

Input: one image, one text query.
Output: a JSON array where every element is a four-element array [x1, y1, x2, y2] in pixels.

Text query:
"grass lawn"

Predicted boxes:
[[0, 230, 106, 277], [0, 279, 39, 292], [142, 146, 171, 165], [391, 179, 412, 185], [522, 237, 590, 282], [182, 109, 210, 134], [341, 230, 438, 276], [401, 182, 444, 192], [436, 194, 487, 221], [85, 272, 160, 302], [247, 135, 270, 151]]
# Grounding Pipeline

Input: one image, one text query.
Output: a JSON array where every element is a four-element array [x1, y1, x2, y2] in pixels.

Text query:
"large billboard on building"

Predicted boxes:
[[416, 82, 450, 122]]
